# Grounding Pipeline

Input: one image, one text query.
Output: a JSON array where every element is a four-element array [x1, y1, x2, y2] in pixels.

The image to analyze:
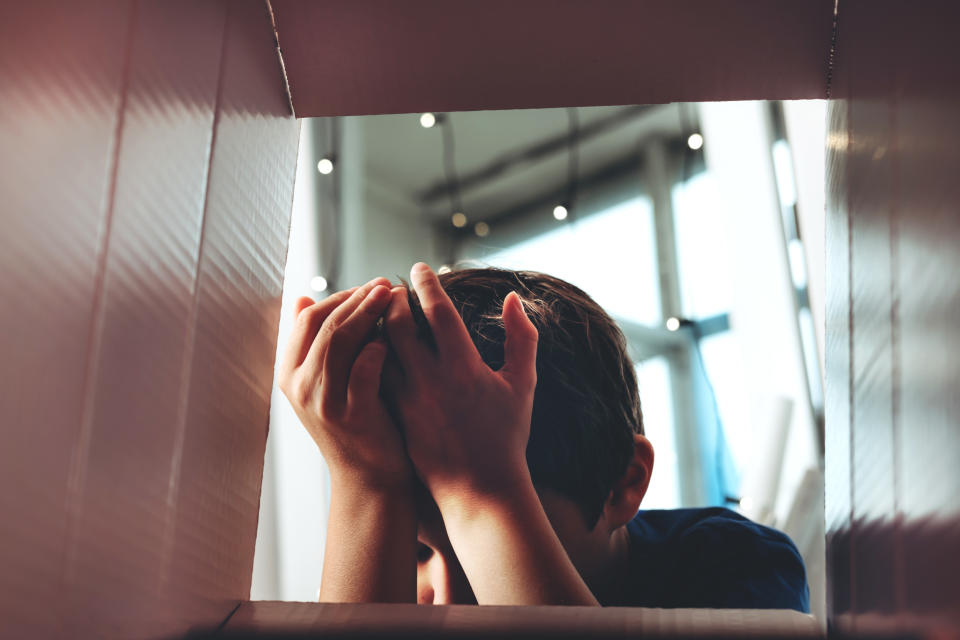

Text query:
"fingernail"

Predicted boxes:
[[412, 262, 431, 275], [370, 285, 389, 300]]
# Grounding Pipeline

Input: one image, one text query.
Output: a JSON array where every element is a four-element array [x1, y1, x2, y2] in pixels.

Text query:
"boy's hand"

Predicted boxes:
[[280, 278, 418, 603], [383, 264, 598, 605], [278, 278, 411, 489], [382, 263, 539, 507]]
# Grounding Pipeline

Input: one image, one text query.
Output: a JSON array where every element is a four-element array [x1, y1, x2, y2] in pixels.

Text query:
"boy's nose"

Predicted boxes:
[[428, 555, 455, 604], [419, 552, 476, 604]]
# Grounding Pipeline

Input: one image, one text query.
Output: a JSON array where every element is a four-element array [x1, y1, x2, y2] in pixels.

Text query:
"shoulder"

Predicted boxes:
[[674, 508, 802, 561], [627, 508, 810, 612]]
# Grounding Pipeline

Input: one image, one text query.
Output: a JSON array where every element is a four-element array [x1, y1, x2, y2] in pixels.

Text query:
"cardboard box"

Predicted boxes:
[[3, 0, 959, 637], [1, 2, 298, 637]]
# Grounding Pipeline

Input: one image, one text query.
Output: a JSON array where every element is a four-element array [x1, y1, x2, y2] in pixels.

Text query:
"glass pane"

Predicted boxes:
[[697, 331, 751, 475], [672, 172, 733, 319], [472, 196, 661, 325], [635, 357, 678, 509]]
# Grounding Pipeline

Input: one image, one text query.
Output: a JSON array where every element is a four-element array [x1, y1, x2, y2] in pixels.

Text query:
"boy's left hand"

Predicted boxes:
[[382, 264, 599, 606], [382, 262, 539, 508]]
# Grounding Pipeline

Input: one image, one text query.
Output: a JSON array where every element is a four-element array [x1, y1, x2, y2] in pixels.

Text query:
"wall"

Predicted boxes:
[[825, 0, 960, 633], [250, 115, 443, 602], [0, 2, 299, 637], [699, 101, 825, 624]]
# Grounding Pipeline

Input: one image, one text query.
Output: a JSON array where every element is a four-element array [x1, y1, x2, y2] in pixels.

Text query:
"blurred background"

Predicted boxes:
[[250, 101, 828, 622]]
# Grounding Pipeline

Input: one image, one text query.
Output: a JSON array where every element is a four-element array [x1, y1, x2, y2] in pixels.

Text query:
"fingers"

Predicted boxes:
[[409, 262, 476, 360], [301, 277, 391, 377], [346, 336, 389, 407], [380, 351, 406, 395], [294, 296, 314, 318], [319, 284, 393, 409], [279, 288, 356, 383], [379, 351, 407, 427], [499, 291, 538, 390], [384, 286, 432, 369]]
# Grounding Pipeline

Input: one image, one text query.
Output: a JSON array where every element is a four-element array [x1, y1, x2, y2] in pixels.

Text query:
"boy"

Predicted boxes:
[[277, 263, 808, 610]]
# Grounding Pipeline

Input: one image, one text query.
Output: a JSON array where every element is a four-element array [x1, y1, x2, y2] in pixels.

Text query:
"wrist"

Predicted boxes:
[[431, 463, 536, 527], [328, 461, 415, 499]]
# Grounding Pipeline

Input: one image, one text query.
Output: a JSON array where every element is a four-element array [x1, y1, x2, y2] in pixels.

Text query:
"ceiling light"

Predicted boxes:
[[451, 212, 467, 228], [474, 222, 490, 237], [317, 158, 334, 174], [686, 133, 704, 150], [420, 112, 437, 128], [310, 276, 328, 292], [666, 317, 681, 331], [553, 205, 568, 221]]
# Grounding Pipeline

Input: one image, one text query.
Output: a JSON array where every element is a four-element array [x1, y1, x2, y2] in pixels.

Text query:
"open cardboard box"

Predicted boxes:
[[2, 1, 957, 638]]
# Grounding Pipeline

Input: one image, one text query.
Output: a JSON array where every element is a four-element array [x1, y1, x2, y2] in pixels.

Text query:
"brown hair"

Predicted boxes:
[[437, 268, 643, 529]]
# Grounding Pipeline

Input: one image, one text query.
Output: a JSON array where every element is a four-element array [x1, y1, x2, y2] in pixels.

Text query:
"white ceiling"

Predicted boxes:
[[358, 103, 688, 225]]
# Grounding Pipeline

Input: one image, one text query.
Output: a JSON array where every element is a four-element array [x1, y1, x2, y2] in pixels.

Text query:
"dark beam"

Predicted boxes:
[[418, 105, 653, 205]]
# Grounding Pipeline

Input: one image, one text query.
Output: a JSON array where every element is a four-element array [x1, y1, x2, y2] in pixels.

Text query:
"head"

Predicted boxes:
[[411, 267, 654, 604]]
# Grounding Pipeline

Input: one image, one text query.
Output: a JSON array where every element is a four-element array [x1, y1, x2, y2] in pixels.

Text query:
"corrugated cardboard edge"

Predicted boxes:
[[265, 0, 295, 118], [225, 602, 822, 638]]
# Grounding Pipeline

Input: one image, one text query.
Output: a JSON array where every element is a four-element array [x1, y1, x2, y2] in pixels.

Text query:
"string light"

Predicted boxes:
[[686, 133, 704, 150], [474, 222, 490, 237], [451, 212, 467, 228], [420, 112, 437, 128], [553, 205, 568, 221], [310, 276, 328, 292], [317, 158, 334, 174]]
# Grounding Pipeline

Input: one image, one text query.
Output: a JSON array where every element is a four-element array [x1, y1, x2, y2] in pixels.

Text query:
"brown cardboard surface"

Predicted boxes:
[[0, 2, 298, 637], [221, 602, 821, 638], [167, 0, 300, 617], [270, 0, 836, 117], [61, 3, 227, 634], [0, 4, 132, 638], [5, 0, 960, 637], [825, 0, 960, 632]]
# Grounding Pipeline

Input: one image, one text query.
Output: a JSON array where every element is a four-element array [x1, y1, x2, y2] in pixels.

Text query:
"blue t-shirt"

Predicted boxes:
[[615, 507, 809, 612]]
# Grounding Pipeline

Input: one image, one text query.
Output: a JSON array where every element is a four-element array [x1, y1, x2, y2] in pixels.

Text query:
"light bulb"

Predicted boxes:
[[666, 317, 681, 331], [686, 133, 704, 150], [553, 205, 568, 221], [451, 212, 467, 228], [317, 158, 334, 174], [420, 112, 437, 128], [310, 276, 328, 292], [474, 222, 490, 237], [438, 265, 452, 275]]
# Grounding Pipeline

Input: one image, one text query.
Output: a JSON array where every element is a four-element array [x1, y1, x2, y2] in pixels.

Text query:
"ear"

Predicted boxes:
[[602, 434, 655, 530]]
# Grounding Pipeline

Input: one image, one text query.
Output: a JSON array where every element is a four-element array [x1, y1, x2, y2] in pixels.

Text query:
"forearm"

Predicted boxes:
[[319, 469, 417, 603], [436, 473, 599, 606]]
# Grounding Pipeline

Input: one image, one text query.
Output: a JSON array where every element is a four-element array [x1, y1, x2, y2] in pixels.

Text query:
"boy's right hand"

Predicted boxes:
[[277, 278, 412, 489], [381, 264, 539, 508]]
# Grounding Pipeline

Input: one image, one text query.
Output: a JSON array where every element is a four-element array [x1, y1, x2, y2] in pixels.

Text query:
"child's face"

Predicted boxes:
[[415, 493, 476, 604], [413, 484, 599, 604]]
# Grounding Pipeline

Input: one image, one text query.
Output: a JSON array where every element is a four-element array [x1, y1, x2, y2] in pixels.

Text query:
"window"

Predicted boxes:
[[476, 196, 661, 326], [468, 195, 681, 509]]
